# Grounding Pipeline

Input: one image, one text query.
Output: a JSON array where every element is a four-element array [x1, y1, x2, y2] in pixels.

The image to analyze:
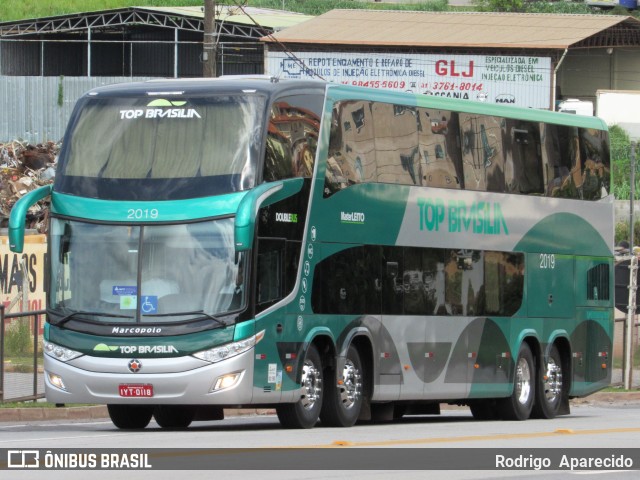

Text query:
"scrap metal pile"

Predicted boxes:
[[0, 140, 58, 233]]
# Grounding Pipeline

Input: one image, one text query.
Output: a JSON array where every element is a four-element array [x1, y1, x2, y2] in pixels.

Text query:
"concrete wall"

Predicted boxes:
[[615, 199, 640, 225]]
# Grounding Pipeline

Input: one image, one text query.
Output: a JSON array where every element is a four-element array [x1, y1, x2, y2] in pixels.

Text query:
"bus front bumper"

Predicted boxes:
[[43, 350, 255, 405]]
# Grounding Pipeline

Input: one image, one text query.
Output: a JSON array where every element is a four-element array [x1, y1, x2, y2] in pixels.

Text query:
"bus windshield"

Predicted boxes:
[[55, 94, 266, 200], [49, 217, 246, 324]]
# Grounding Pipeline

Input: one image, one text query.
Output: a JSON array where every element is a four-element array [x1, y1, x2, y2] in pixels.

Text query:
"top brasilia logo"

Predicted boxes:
[[119, 99, 201, 119]]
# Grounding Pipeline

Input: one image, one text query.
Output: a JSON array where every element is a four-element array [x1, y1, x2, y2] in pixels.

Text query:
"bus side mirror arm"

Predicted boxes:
[[234, 178, 304, 251], [8, 184, 53, 253]]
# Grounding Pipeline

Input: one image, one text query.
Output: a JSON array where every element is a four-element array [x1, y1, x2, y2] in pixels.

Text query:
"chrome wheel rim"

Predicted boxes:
[[339, 358, 362, 409], [300, 360, 322, 410], [543, 357, 563, 404], [515, 356, 532, 405]]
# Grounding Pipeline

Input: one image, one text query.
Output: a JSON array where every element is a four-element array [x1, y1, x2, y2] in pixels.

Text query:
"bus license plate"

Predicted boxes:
[[119, 384, 154, 397]]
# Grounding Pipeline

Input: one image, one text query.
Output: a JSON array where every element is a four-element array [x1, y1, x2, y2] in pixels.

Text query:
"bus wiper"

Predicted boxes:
[[142, 310, 226, 327], [54, 311, 135, 327]]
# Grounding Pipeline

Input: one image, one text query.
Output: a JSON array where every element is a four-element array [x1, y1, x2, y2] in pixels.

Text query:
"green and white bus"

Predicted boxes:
[[9, 77, 614, 429]]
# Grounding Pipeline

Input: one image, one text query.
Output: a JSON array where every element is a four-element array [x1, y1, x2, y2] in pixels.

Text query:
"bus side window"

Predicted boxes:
[[403, 247, 447, 315], [311, 246, 381, 315], [264, 95, 321, 182], [284, 241, 301, 296], [373, 103, 420, 186], [541, 123, 571, 198], [325, 101, 375, 197], [417, 108, 462, 190], [504, 120, 543, 195], [579, 128, 610, 200], [442, 249, 485, 316], [459, 114, 505, 193], [255, 238, 301, 315], [264, 126, 293, 182], [544, 125, 581, 199], [484, 251, 525, 316], [382, 247, 404, 315], [256, 239, 284, 312]]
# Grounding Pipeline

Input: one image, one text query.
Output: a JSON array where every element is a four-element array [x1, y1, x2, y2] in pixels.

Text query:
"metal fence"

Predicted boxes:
[[0, 305, 45, 402], [0, 76, 152, 143]]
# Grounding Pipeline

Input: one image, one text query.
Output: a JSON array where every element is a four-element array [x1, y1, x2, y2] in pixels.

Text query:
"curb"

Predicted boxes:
[[0, 405, 110, 423], [1, 392, 639, 423], [570, 391, 640, 405]]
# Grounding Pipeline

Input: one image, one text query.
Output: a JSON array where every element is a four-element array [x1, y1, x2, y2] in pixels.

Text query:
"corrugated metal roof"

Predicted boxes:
[[0, 6, 313, 37], [130, 6, 313, 30], [264, 10, 640, 49]]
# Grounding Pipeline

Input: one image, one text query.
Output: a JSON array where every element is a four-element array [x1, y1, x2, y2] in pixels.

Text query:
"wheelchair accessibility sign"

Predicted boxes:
[[140, 296, 158, 314]]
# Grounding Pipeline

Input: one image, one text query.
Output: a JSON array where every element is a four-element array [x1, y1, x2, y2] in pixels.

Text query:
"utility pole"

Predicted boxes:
[[626, 140, 638, 390], [203, 0, 217, 77]]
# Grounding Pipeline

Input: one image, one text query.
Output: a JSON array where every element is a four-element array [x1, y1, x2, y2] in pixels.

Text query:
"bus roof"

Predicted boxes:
[[79, 76, 608, 131], [80, 76, 328, 99]]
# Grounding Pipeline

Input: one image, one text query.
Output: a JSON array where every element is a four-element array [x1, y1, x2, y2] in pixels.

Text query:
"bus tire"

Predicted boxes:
[[153, 405, 195, 429], [498, 342, 535, 421], [107, 404, 154, 429], [276, 344, 323, 429], [320, 344, 364, 428], [531, 344, 565, 419]]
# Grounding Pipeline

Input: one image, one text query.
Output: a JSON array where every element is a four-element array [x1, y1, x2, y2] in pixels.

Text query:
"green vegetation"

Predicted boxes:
[[611, 125, 639, 201], [601, 386, 640, 392], [1, 0, 638, 22], [250, 0, 450, 14], [0, 0, 197, 22], [525, 1, 594, 14], [610, 125, 639, 241], [4, 318, 33, 357], [614, 220, 640, 245], [473, 0, 592, 14], [0, 401, 56, 408], [3, 318, 43, 375], [613, 343, 640, 369]]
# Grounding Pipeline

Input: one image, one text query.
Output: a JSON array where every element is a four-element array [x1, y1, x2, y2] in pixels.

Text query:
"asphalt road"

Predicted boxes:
[[1, 402, 640, 480]]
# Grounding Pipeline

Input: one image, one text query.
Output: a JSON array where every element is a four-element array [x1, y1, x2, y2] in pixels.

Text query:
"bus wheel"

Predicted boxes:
[[469, 399, 498, 420], [153, 405, 195, 429], [107, 404, 154, 429], [321, 345, 364, 427], [532, 344, 564, 419], [498, 342, 535, 421], [276, 344, 323, 429]]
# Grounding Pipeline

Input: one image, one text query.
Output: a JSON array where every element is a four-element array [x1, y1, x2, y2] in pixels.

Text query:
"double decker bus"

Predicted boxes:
[[9, 77, 613, 429]]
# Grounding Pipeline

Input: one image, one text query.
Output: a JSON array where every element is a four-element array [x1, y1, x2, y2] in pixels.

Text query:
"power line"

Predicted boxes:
[[229, 0, 325, 80]]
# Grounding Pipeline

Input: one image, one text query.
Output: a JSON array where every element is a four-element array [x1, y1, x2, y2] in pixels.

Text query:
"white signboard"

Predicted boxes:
[[266, 51, 552, 109]]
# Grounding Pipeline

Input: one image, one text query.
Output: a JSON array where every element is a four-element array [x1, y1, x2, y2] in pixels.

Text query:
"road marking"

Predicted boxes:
[[308, 427, 640, 448]]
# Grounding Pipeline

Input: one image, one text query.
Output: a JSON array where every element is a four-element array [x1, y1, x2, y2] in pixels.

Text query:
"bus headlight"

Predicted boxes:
[[213, 372, 243, 391], [47, 372, 67, 390], [193, 330, 264, 363], [44, 341, 83, 362]]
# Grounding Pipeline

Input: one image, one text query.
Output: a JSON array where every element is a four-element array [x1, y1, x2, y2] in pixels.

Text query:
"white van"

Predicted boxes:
[[557, 99, 594, 116]]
